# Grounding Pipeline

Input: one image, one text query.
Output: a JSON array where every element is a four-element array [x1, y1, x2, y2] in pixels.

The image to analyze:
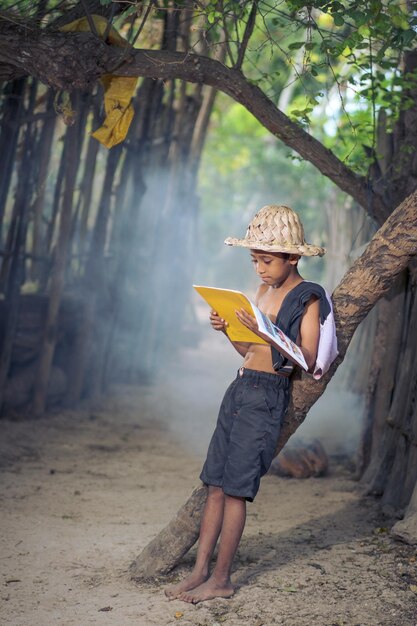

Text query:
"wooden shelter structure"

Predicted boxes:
[[0, 1, 217, 415]]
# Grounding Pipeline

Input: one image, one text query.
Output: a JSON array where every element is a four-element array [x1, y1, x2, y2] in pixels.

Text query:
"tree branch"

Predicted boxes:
[[48, 0, 129, 29], [235, 0, 258, 71], [0, 16, 390, 223], [79, 0, 100, 38]]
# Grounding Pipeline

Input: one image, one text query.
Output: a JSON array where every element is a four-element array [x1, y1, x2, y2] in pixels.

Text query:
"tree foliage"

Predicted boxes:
[[1, 0, 415, 225]]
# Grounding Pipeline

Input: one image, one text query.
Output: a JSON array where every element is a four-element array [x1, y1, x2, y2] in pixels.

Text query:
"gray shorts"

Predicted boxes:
[[200, 367, 290, 502]]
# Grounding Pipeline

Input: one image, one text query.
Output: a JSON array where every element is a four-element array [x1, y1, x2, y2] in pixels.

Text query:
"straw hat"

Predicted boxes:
[[224, 204, 326, 257]]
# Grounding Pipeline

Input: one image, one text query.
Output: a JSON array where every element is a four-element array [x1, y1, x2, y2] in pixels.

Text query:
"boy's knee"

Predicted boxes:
[[224, 493, 246, 503], [208, 485, 225, 500]]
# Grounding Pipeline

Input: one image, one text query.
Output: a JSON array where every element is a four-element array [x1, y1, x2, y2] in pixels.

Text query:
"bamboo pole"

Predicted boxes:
[[65, 144, 123, 405], [30, 90, 56, 281], [73, 97, 101, 258], [101, 124, 147, 386], [32, 115, 80, 416], [86, 143, 123, 398], [0, 79, 26, 245], [0, 81, 38, 412]]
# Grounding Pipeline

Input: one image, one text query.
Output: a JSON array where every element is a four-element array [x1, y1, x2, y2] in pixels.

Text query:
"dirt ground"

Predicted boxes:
[[1, 342, 417, 626]]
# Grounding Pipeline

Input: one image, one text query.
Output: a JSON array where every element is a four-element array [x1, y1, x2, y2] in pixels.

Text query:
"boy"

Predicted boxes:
[[166, 204, 328, 604]]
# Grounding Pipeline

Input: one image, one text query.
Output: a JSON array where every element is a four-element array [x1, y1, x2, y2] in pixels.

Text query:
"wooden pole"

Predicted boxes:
[[30, 90, 56, 281], [86, 143, 123, 399], [64, 144, 123, 405], [0, 79, 26, 245], [32, 113, 80, 417], [73, 96, 101, 259], [0, 81, 37, 412]]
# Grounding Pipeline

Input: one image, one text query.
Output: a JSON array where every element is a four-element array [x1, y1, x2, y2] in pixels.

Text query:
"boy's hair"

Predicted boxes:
[[225, 205, 326, 257]]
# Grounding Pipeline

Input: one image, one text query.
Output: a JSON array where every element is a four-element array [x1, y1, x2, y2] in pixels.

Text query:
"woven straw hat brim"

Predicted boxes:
[[224, 237, 326, 257]]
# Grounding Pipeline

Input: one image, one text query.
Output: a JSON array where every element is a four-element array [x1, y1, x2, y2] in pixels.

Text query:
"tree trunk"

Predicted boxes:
[[356, 48, 417, 529], [361, 274, 417, 517], [392, 480, 417, 545], [130, 190, 417, 580]]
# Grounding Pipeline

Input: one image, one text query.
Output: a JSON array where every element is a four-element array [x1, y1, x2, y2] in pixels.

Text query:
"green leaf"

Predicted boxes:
[[370, 0, 382, 16], [288, 41, 305, 50], [347, 9, 368, 26], [400, 29, 416, 47], [332, 14, 344, 27]]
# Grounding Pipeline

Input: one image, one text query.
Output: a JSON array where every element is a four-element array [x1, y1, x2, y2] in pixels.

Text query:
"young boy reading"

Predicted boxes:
[[166, 204, 329, 604]]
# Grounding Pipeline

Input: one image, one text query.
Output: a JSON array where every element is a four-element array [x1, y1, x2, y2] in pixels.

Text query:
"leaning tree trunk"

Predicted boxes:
[[129, 189, 417, 580]]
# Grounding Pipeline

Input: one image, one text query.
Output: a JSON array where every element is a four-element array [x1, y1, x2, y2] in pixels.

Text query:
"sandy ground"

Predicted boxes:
[[1, 340, 417, 626]]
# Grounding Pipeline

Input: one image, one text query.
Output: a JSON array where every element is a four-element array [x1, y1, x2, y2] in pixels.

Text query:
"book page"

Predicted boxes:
[[251, 306, 308, 370]]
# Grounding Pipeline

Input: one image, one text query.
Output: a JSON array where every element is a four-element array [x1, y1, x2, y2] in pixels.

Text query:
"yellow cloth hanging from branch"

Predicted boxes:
[[61, 15, 138, 148]]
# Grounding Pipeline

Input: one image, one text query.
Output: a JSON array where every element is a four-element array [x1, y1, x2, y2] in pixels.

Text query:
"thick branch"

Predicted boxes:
[[0, 18, 112, 88], [130, 189, 417, 580], [115, 50, 389, 223], [0, 18, 389, 224]]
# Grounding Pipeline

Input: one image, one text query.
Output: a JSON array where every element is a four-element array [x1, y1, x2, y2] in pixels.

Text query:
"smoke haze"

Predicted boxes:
[[136, 292, 364, 466]]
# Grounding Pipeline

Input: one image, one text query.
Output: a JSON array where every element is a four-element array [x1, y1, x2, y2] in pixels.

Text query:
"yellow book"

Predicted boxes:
[[193, 285, 267, 344], [193, 284, 308, 370]]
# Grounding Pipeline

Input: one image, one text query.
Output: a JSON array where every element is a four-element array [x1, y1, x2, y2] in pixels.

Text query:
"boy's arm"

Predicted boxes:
[[210, 310, 251, 357], [298, 297, 320, 371]]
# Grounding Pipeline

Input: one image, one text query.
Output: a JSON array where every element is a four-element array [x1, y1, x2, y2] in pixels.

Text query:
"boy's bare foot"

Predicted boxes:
[[164, 572, 208, 600], [178, 577, 234, 604]]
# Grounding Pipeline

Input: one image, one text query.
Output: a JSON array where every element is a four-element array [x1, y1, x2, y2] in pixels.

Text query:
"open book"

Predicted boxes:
[[193, 285, 308, 371]]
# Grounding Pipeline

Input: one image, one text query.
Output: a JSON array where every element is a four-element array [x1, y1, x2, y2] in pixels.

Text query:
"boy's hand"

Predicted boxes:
[[210, 310, 228, 332], [235, 308, 259, 333], [235, 308, 269, 342]]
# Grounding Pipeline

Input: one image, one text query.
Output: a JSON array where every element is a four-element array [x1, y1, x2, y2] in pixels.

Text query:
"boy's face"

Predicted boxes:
[[250, 250, 299, 287]]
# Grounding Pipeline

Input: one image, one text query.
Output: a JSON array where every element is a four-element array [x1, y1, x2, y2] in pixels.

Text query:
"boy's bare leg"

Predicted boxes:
[[165, 486, 225, 599], [179, 493, 246, 604]]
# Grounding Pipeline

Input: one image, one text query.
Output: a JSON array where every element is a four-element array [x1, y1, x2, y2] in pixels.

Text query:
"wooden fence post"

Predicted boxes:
[[32, 115, 80, 416]]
